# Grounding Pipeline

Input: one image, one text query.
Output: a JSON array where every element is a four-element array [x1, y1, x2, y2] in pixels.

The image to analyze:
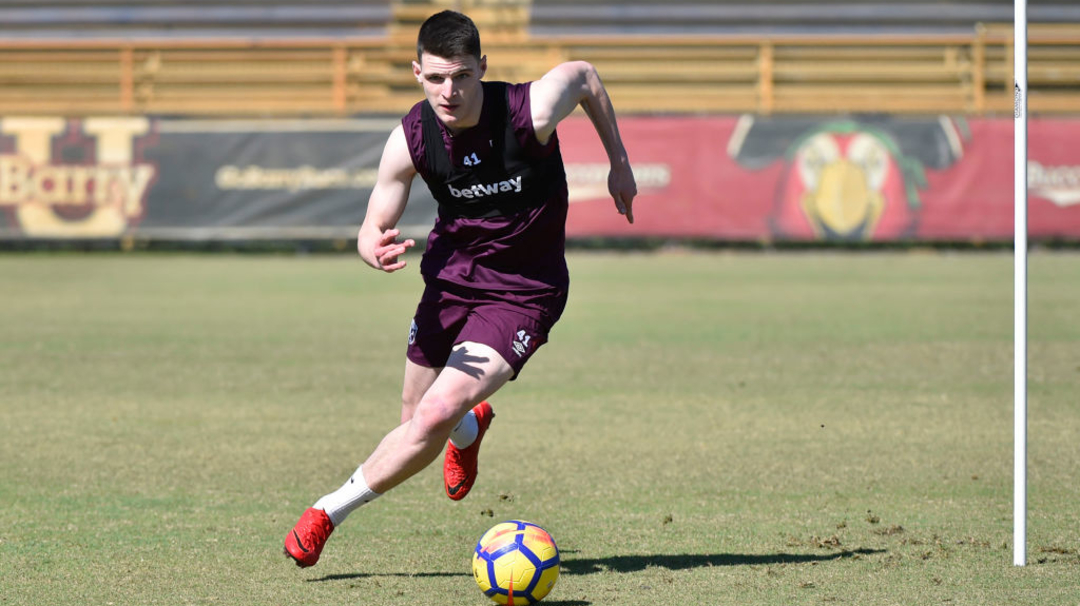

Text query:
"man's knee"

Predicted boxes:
[[409, 394, 467, 441]]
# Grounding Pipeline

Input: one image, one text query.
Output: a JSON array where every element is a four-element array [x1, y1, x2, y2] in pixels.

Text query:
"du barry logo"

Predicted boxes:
[[0, 117, 157, 237]]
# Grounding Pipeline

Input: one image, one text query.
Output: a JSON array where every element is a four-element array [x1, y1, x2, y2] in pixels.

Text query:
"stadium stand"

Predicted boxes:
[[0, 0, 1076, 116], [0, 1, 391, 40], [529, 0, 1080, 36], [0, 0, 1077, 40]]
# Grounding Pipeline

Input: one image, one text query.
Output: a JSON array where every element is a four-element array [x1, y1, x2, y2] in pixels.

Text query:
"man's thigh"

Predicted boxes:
[[401, 358, 440, 423], [422, 341, 514, 419], [457, 303, 555, 380]]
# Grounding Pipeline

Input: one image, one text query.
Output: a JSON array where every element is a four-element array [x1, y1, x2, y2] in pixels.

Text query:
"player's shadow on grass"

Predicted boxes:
[[560, 548, 884, 575], [309, 550, 885, 583], [311, 550, 882, 582], [308, 571, 469, 582], [307, 571, 589, 606]]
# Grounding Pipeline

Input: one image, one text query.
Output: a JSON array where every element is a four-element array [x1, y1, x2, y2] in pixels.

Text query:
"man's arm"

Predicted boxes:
[[530, 61, 637, 223], [357, 124, 418, 272]]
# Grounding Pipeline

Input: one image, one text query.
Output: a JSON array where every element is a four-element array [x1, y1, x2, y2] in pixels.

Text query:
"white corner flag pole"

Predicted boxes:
[[1013, 0, 1028, 568]]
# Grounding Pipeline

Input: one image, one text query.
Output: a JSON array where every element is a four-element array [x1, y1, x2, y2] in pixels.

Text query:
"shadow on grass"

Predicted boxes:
[[308, 571, 469, 582], [309, 549, 884, 584], [561, 548, 885, 575]]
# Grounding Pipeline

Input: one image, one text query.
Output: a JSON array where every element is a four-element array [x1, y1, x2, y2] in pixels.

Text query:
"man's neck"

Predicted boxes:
[[444, 85, 484, 136]]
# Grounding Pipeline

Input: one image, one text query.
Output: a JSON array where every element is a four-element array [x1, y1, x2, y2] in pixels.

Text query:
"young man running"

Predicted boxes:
[[284, 10, 636, 568]]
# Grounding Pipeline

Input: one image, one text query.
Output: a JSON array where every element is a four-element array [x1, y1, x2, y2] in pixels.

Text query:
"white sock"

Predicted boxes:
[[449, 409, 479, 449], [313, 466, 380, 527]]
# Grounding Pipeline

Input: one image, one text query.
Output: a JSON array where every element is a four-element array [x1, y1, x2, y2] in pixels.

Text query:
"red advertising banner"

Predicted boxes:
[[1, 114, 1077, 242], [559, 115, 1080, 242]]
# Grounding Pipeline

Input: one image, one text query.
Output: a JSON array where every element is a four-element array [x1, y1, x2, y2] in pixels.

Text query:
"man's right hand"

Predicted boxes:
[[370, 228, 416, 273]]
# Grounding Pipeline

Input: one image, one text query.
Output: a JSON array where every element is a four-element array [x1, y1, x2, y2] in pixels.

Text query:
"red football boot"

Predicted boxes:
[[443, 401, 494, 501], [284, 507, 334, 568]]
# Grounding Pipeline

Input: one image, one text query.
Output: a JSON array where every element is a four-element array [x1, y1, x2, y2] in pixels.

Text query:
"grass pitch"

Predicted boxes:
[[1, 250, 1077, 606]]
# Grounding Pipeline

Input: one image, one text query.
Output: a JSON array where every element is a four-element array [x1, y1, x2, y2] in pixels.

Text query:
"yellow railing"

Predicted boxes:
[[0, 23, 1076, 116]]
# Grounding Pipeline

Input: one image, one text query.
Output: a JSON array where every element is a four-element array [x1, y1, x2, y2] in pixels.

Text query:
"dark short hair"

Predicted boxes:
[[416, 10, 481, 63]]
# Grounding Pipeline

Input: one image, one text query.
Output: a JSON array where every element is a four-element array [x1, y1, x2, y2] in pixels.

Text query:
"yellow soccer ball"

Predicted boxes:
[[471, 520, 560, 605]]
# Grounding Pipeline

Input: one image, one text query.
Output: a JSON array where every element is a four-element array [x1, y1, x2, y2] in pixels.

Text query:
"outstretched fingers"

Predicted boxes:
[[374, 229, 416, 272]]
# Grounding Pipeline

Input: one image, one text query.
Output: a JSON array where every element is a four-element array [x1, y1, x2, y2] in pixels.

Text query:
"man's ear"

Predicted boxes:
[[478, 55, 487, 79], [412, 61, 423, 83]]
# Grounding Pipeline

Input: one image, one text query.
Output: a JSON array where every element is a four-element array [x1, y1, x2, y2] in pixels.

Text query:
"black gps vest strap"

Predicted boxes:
[[419, 82, 538, 219]]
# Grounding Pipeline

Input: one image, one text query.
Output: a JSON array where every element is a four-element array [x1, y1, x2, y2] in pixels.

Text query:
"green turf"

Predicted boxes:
[[1, 251, 1077, 605]]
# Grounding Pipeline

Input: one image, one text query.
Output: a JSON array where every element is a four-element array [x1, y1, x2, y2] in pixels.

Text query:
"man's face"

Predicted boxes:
[[413, 52, 487, 132]]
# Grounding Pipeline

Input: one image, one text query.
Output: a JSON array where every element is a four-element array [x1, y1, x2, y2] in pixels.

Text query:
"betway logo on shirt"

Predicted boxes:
[[448, 175, 522, 199]]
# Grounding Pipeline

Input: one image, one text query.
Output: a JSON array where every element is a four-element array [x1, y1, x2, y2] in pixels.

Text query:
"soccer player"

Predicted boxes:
[[284, 9, 636, 568]]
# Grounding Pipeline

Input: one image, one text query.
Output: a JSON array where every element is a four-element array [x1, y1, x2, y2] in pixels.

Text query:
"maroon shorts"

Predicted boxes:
[[406, 282, 566, 379]]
